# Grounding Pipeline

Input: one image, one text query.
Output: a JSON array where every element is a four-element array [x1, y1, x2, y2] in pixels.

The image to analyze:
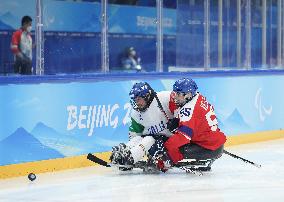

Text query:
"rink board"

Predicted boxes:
[[1, 71, 284, 178], [0, 130, 284, 179]]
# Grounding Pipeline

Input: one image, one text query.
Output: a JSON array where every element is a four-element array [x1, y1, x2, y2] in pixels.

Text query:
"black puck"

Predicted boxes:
[[28, 173, 36, 181]]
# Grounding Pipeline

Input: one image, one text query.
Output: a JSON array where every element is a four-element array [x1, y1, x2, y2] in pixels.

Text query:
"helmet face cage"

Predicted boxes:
[[129, 82, 154, 112], [172, 92, 191, 106], [172, 78, 198, 106]]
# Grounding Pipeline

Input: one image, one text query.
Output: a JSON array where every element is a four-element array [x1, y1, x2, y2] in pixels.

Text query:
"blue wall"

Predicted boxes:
[[1, 70, 284, 166]]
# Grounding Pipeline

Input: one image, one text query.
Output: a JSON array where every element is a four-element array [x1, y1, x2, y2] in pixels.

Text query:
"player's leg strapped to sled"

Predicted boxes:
[[110, 135, 156, 171], [148, 137, 224, 172], [109, 135, 224, 173]]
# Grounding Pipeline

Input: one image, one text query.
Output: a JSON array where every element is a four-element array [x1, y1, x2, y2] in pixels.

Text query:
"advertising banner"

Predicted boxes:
[[0, 76, 283, 166]]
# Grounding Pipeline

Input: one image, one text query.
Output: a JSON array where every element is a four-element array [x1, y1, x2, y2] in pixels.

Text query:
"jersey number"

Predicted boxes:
[[180, 108, 191, 116]]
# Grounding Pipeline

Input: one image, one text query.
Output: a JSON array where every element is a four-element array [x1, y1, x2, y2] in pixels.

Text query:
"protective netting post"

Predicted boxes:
[[237, 0, 241, 68], [282, 0, 284, 67], [156, 0, 163, 72], [101, 0, 109, 73], [204, 0, 210, 70], [262, 0, 267, 68], [218, 0, 223, 67], [277, 0, 282, 68], [245, 0, 251, 69], [35, 0, 44, 75]]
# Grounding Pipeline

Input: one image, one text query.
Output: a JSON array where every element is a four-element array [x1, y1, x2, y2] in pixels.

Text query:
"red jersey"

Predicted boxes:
[[170, 93, 226, 150]]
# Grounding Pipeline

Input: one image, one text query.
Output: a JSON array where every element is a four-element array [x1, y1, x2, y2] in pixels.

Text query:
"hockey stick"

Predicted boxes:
[[87, 153, 111, 167], [87, 153, 136, 169], [145, 82, 170, 121], [223, 150, 261, 168]]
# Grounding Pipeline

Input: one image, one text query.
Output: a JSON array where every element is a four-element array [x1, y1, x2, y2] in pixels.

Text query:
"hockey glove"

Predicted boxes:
[[148, 139, 166, 159], [166, 117, 180, 132]]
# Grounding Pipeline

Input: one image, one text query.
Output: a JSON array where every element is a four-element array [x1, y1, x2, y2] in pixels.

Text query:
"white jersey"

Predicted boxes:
[[126, 91, 174, 163], [129, 91, 173, 139]]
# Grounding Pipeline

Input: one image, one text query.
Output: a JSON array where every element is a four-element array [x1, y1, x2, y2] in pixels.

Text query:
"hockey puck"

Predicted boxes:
[[28, 173, 36, 181]]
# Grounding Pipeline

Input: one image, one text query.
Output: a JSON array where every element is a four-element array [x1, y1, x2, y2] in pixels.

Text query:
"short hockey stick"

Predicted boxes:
[[145, 82, 170, 121], [223, 150, 261, 168], [87, 153, 136, 169], [87, 153, 111, 167]]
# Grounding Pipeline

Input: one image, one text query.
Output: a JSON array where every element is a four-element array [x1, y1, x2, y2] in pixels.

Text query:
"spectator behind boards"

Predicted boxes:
[[11, 16, 33, 75], [121, 47, 142, 72]]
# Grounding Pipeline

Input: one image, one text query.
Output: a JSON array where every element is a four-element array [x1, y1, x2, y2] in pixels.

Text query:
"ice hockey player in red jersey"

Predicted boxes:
[[149, 78, 226, 172]]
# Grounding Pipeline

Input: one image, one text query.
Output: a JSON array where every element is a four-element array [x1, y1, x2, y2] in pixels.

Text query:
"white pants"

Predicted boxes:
[[126, 136, 155, 163]]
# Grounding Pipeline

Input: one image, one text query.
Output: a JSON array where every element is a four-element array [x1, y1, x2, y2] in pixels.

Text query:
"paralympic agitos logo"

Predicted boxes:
[[254, 88, 272, 122]]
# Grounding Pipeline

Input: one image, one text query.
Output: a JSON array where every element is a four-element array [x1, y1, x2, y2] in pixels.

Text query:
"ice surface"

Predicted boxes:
[[1, 139, 284, 202]]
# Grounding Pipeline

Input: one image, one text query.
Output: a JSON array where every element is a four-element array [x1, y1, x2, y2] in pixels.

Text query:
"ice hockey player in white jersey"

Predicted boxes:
[[110, 82, 174, 169]]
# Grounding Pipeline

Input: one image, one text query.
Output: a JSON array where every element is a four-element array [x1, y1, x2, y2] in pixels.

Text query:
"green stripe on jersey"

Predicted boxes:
[[129, 117, 144, 133]]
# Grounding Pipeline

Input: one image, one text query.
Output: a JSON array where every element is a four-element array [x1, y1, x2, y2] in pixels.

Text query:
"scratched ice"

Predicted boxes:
[[1, 139, 284, 202]]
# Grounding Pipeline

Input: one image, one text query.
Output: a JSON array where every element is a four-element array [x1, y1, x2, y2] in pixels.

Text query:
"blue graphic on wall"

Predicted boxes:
[[0, 127, 63, 165], [1, 76, 284, 166]]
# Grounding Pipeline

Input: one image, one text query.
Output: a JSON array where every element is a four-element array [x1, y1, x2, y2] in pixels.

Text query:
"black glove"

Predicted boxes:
[[167, 117, 180, 132]]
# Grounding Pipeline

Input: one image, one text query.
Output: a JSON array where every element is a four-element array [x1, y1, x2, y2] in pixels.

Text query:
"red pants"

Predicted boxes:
[[164, 133, 191, 164]]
